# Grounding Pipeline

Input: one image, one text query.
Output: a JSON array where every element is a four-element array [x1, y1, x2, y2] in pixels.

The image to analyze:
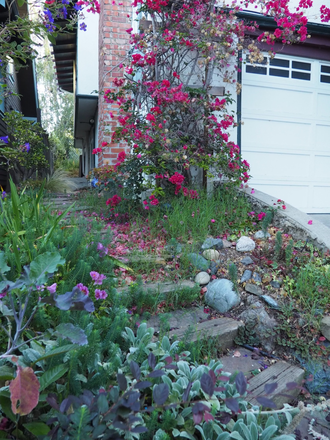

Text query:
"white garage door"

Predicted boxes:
[[241, 54, 330, 213]]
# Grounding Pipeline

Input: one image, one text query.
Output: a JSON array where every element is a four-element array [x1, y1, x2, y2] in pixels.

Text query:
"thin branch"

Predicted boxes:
[[1, 335, 42, 357]]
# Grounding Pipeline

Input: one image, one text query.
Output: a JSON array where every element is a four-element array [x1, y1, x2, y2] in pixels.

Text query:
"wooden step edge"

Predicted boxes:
[[246, 361, 305, 408]]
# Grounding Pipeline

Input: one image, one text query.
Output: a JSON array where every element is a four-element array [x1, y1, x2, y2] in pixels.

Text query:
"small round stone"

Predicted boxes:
[[236, 236, 256, 252], [202, 249, 220, 260], [195, 271, 211, 285]]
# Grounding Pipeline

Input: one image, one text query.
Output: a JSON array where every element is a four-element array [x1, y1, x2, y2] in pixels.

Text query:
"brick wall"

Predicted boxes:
[[98, 0, 131, 166]]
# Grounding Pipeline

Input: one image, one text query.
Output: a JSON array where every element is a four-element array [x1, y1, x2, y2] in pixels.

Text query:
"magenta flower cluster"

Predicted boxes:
[[90, 271, 106, 285], [75, 271, 108, 301]]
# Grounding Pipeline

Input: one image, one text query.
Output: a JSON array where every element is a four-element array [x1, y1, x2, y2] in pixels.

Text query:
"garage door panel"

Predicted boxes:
[[242, 119, 311, 151], [313, 156, 330, 181], [311, 186, 330, 210], [245, 151, 310, 180], [315, 125, 330, 150], [316, 94, 330, 121], [251, 183, 309, 210], [243, 85, 313, 117]]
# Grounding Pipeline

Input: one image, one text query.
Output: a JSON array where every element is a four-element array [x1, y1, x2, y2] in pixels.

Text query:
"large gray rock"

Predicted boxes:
[[205, 279, 240, 313], [239, 301, 278, 352], [320, 316, 330, 341], [195, 271, 210, 285], [236, 236, 255, 252], [201, 237, 224, 250], [187, 253, 209, 271]]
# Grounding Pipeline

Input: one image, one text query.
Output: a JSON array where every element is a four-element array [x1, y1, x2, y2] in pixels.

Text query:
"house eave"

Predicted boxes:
[[236, 11, 330, 36], [52, 23, 77, 93]]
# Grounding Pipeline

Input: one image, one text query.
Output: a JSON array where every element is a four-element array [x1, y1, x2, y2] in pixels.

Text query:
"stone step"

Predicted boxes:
[[147, 307, 206, 333], [118, 280, 196, 297], [165, 316, 244, 353], [126, 255, 173, 265], [246, 361, 305, 408]]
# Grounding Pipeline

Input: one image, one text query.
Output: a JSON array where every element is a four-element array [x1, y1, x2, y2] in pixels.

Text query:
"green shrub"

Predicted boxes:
[[0, 111, 48, 182]]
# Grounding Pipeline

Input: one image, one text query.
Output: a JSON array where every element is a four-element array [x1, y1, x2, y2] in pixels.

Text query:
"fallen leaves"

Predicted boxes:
[[9, 366, 40, 415]]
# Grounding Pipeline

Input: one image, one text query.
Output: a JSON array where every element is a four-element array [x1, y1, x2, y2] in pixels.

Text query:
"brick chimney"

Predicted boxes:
[[98, 0, 131, 166]]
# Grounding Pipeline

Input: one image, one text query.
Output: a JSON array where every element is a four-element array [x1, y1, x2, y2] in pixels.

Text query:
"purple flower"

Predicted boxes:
[[97, 242, 108, 257], [44, 8, 54, 22], [95, 274, 106, 285], [24, 143, 30, 152], [76, 283, 89, 295], [74, 3, 82, 10], [90, 271, 106, 285], [0, 136, 8, 144], [46, 283, 57, 294], [80, 22, 87, 31], [90, 271, 100, 281], [58, 6, 67, 19], [95, 289, 108, 300]]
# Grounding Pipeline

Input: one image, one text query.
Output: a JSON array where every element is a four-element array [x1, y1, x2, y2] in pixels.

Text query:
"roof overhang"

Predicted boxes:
[[52, 25, 77, 93], [236, 11, 330, 61]]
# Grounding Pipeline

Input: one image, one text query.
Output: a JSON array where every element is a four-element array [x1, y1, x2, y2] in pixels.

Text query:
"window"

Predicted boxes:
[[321, 64, 330, 84], [245, 56, 312, 81]]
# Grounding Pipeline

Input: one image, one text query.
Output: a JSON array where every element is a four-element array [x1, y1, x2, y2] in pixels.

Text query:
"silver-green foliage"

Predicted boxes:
[[69, 324, 297, 440]]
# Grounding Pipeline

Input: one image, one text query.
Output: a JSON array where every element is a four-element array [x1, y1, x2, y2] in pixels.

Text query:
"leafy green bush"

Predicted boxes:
[[0, 111, 48, 182], [0, 178, 72, 274], [291, 261, 330, 310]]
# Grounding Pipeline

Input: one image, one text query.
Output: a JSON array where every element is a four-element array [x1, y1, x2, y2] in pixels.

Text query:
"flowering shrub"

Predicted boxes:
[[88, 165, 121, 193], [101, 0, 330, 200], [106, 194, 122, 207]]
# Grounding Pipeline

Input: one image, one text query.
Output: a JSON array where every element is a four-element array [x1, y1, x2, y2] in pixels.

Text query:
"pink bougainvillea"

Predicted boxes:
[[106, 194, 121, 207], [100, 0, 329, 203]]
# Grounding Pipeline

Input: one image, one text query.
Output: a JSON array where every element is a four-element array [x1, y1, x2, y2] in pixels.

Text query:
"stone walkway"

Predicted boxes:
[[67, 177, 89, 192]]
